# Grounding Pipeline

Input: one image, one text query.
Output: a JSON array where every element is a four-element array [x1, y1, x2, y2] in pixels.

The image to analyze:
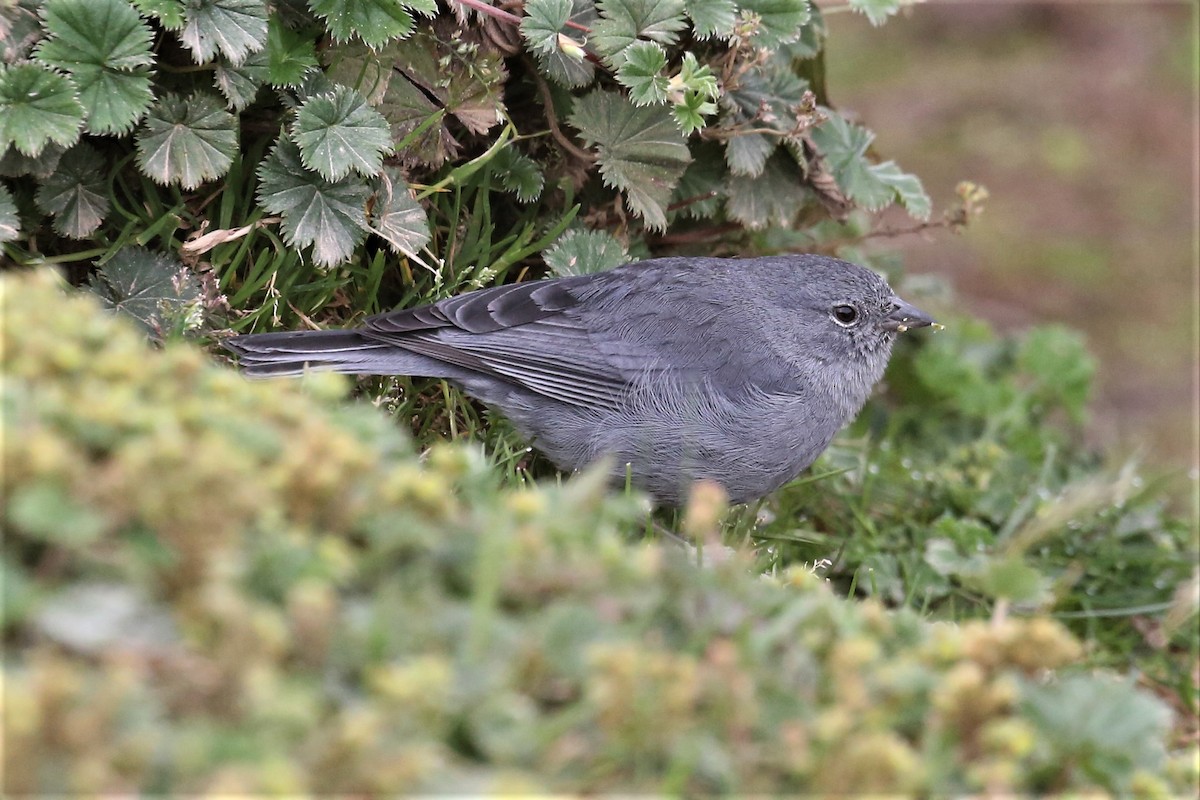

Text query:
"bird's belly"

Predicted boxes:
[[524, 391, 845, 506]]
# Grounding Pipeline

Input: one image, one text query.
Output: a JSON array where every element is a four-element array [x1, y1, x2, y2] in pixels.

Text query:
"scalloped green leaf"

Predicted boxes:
[[292, 85, 391, 181], [213, 47, 268, 110], [870, 160, 931, 220], [135, 93, 237, 189], [34, 142, 109, 238], [527, 0, 598, 88], [740, 0, 812, 48], [308, 0, 435, 49], [569, 90, 691, 231], [87, 246, 203, 334], [132, 0, 187, 31], [257, 137, 369, 267], [591, 0, 687, 67], [0, 63, 84, 157], [721, 60, 809, 133], [850, 0, 903, 26], [491, 145, 544, 203], [267, 15, 318, 88], [544, 229, 631, 276], [617, 41, 669, 106], [369, 168, 430, 258], [180, 0, 268, 65], [685, 0, 737, 39], [521, 0, 573, 57], [724, 132, 775, 177], [0, 182, 19, 244], [35, 0, 155, 135], [811, 113, 917, 212], [725, 151, 809, 229]]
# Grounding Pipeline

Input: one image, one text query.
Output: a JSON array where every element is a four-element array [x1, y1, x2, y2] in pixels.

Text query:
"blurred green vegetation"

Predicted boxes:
[[821, 3, 1197, 473], [4, 269, 1197, 794]]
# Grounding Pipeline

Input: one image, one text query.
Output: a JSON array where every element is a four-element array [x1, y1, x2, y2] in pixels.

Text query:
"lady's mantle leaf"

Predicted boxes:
[[308, 0, 436, 49], [292, 85, 392, 181], [135, 93, 237, 189], [35, 0, 155, 135], [87, 246, 203, 334], [34, 142, 109, 238], [569, 90, 691, 231], [180, 0, 268, 65], [257, 137, 369, 267], [0, 63, 84, 157], [369, 167, 430, 258], [544, 229, 631, 276]]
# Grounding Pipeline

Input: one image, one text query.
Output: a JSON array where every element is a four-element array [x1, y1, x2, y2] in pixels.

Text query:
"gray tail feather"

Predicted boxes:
[[224, 329, 438, 378]]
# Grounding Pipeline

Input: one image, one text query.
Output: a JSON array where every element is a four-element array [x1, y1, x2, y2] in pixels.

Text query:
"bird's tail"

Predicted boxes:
[[224, 329, 435, 378]]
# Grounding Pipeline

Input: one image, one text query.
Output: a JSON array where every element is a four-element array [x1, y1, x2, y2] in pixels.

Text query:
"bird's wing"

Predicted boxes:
[[361, 276, 634, 410]]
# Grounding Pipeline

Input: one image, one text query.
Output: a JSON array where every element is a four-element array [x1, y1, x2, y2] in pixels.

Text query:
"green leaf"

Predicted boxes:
[[850, 0, 902, 26], [34, 142, 109, 238], [388, 29, 508, 137], [1016, 326, 1095, 424], [369, 168, 430, 258], [0, 63, 84, 157], [257, 137, 370, 267], [267, 15, 318, 88], [135, 93, 237, 189], [672, 91, 717, 136], [543, 229, 631, 276], [569, 90, 691, 231], [180, 0, 268, 65], [810, 112, 890, 209], [686, 0, 737, 39], [739, 0, 812, 48], [721, 60, 809, 133], [37, 0, 155, 72], [131, 0, 187, 31], [869, 160, 931, 219], [0, 182, 19, 245], [591, 0, 688, 67], [6, 484, 107, 546], [1021, 675, 1171, 788], [672, 141, 725, 219], [292, 85, 392, 181], [725, 151, 809, 229], [491, 145, 544, 203], [725, 133, 776, 177], [527, 0, 599, 88], [0, 143, 66, 180], [308, 0, 435, 49], [617, 41, 669, 106], [35, 0, 155, 136], [964, 556, 1049, 604], [521, 0, 573, 57], [213, 47, 269, 110], [87, 246, 203, 333]]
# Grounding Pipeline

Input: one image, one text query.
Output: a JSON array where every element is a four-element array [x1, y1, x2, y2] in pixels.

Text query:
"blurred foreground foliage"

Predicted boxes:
[[4, 270, 1197, 795]]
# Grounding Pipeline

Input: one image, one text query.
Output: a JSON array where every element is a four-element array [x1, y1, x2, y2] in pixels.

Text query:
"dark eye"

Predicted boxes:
[[831, 304, 859, 326]]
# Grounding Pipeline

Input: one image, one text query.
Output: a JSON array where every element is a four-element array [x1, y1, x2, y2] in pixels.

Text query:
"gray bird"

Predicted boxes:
[[225, 255, 936, 505]]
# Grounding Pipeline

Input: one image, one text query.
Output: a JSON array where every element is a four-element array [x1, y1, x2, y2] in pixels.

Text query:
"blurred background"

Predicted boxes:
[[820, 1, 1197, 476]]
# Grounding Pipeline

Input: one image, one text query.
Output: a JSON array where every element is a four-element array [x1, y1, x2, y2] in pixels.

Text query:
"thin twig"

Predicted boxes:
[[532, 66, 595, 163]]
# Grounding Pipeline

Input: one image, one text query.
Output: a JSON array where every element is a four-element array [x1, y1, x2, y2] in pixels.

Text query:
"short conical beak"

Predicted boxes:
[[881, 298, 937, 333]]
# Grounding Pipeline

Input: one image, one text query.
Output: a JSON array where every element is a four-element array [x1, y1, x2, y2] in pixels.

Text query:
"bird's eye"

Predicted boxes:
[[831, 304, 859, 326]]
